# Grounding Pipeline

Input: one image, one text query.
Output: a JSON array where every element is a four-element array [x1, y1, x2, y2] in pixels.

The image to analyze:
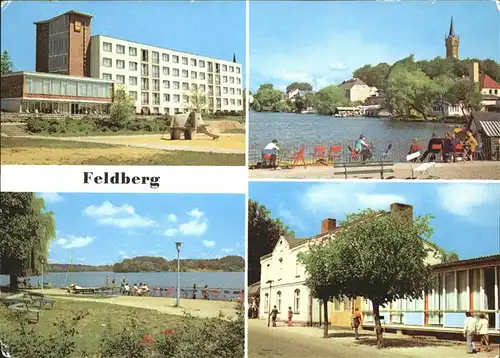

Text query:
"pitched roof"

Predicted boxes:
[[339, 78, 368, 90], [479, 73, 500, 90]]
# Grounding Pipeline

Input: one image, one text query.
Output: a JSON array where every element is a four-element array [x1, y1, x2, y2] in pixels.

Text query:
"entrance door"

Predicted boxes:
[[484, 268, 496, 328]]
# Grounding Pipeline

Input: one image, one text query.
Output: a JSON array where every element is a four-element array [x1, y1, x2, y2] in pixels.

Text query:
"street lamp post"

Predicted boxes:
[[41, 259, 44, 294], [175, 242, 182, 307], [266, 280, 274, 327]]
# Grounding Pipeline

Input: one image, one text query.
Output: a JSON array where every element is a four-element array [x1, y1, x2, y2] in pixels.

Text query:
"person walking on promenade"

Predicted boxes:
[[464, 311, 477, 354], [287, 307, 293, 326], [270, 305, 279, 327], [352, 308, 363, 340], [477, 313, 491, 352]]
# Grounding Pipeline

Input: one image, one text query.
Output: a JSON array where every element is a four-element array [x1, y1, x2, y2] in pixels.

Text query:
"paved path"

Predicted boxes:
[[248, 320, 498, 358], [15, 134, 245, 154], [38, 289, 238, 319], [249, 161, 500, 180]]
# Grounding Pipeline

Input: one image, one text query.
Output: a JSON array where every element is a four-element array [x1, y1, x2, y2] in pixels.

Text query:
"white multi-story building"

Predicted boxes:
[[259, 203, 442, 326], [90, 35, 243, 115]]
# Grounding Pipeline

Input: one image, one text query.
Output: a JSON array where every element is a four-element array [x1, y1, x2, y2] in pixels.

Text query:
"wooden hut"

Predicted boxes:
[[469, 111, 500, 160]]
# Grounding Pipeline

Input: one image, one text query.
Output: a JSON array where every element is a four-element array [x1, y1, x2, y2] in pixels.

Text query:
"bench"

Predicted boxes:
[[8, 302, 40, 323], [407, 152, 437, 179], [27, 292, 55, 310], [333, 161, 395, 179]]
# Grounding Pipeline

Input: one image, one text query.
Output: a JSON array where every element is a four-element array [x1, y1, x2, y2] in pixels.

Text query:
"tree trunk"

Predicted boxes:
[[322, 299, 329, 338], [372, 303, 384, 348], [10, 273, 18, 290]]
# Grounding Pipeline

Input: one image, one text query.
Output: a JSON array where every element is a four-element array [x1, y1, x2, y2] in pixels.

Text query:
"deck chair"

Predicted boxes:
[[407, 151, 436, 179], [291, 146, 307, 169], [453, 143, 465, 163], [313, 146, 326, 164], [328, 145, 342, 163]]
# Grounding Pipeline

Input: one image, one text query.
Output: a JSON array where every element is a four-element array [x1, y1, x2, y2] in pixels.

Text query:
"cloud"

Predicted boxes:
[[251, 30, 401, 91], [278, 206, 304, 230], [83, 201, 157, 229], [302, 183, 407, 215], [56, 236, 94, 249], [167, 214, 178, 223], [436, 184, 500, 217], [40, 193, 63, 203], [221, 248, 235, 254], [203, 240, 216, 248], [164, 208, 208, 237]]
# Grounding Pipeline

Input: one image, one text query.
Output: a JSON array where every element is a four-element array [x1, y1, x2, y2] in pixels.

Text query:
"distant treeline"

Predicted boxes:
[[47, 255, 244, 273]]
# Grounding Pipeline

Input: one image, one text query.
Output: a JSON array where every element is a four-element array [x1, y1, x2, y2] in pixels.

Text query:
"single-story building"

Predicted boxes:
[[1, 71, 114, 115], [469, 111, 500, 160]]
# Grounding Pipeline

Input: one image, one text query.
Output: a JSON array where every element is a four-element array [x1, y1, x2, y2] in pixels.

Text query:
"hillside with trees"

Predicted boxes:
[[112, 255, 244, 273]]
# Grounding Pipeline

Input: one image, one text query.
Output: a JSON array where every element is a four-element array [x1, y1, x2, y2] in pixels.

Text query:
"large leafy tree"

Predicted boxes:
[[108, 87, 135, 131], [353, 63, 391, 90], [451, 78, 483, 117], [299, 207, 437, 348], [247, 200, 294, 285], [0, 193, 56, 289], [253, 84, 283, 110], [286, 82, 313, 93], [1, 49, 13, 75], [313, 85, 349, 115], [188, 90, 209, 113]]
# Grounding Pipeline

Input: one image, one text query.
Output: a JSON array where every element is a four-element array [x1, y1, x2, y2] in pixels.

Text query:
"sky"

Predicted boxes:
[[249, 181, 500, 261], [250, 0, 500, 91], [1, 1, 246, 81], [37, 193, 245, 265]]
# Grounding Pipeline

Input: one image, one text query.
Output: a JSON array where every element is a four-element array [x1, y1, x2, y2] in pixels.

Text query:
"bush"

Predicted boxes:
[[25, 116, 48, 133]]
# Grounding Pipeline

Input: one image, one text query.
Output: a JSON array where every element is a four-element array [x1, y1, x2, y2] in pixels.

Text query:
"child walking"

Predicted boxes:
[[477, 313, 491, 352]]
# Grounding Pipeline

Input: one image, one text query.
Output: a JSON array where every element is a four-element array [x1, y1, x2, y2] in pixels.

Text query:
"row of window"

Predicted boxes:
[[101, 42, 240, 73], [49, 36, 68, 55], [263, 289, 301, 313], [49, 54, 68, 71], [103, 73, 242, 95], [25, 77, 112, 98], [131, 91, 242, 107], [101, 59, 242, 84]]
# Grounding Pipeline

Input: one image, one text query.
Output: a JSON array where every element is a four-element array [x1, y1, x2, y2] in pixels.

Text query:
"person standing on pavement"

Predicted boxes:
[[464, 311, 477, 354], [477, 313, 491, 352], [270, 305, 279, 327], [287, 307, 293, 326], [352, 308, 363, 340]]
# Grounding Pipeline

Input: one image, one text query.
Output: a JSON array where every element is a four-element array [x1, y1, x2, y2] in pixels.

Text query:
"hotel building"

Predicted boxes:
[[1, 10, 243, 115]]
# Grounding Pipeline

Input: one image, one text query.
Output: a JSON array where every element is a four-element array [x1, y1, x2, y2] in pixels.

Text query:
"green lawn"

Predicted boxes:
[[1, 137, 245, 166], [0, 298, 190, 357]]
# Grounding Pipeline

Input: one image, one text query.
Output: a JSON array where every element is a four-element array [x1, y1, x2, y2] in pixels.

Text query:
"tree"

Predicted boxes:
[[188, 90, 209, 113], [451, 78, 483, 117], [271, 101, 292, 113], [286, 82, 313, 94], [386, 66, 435, 119], [108, 87, 135, 131], [352, 63, 391, 90], [1, 49, 13, 75], [480, 59, 500, 83], [313, 85, 348, 115], [0, 193, 56, 289], [247, 200, 294, 285], [299, 207, 437, 348], [253, 84, 283, 110], [251, 97, 262, 112], [432, 75, 457, 118]]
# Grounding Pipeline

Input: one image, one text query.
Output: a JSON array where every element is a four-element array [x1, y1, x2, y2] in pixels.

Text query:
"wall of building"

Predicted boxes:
[[0, 98, 22, 113], [89, 35, 243, 115], [349, 84, 372, 103], [68, 13, 92, 77], [0, 74, 25, 99], [35, 23, 50, 73]]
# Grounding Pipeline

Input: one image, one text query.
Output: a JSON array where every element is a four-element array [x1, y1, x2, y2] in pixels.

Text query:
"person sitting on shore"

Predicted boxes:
[[124, 283, 130, 296], [262, 139, 280, 169], [442, 132, 453, 163], [408, 138, 422, 162], [142, 283, 149, 296], [354, 135, 372, 161], [420, 133, 443, 162], [132, 283, 139, 296]]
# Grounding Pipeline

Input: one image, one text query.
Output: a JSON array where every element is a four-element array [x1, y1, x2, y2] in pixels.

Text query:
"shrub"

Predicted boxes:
[[25, 116, 48, 133], [99, 318, 154, 358]]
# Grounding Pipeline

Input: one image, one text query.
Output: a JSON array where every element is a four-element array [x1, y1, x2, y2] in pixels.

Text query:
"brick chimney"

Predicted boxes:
[[321, 218, 337, 233], [390, 203, 413, 220]]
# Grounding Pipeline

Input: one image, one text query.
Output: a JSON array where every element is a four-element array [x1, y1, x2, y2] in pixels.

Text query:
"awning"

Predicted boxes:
[[480, 121, 500, 137]]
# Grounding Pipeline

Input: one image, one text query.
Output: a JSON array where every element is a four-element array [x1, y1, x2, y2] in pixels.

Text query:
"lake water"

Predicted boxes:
[[0, 271, 244, 290], [249, 112, 456, 162]]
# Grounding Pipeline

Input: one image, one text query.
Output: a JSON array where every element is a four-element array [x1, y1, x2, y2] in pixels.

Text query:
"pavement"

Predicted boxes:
[[15, 134, 245, 154], [34, 289, 238, 319], [249, 161, 500, 180], [248, 319, 499, 358]]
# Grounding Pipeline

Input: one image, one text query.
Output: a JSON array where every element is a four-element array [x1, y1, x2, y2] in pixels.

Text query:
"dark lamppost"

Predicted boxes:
[[41, 259, 44, 294], [266, 280, 274, 327], [175, 242, 182, 307]]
